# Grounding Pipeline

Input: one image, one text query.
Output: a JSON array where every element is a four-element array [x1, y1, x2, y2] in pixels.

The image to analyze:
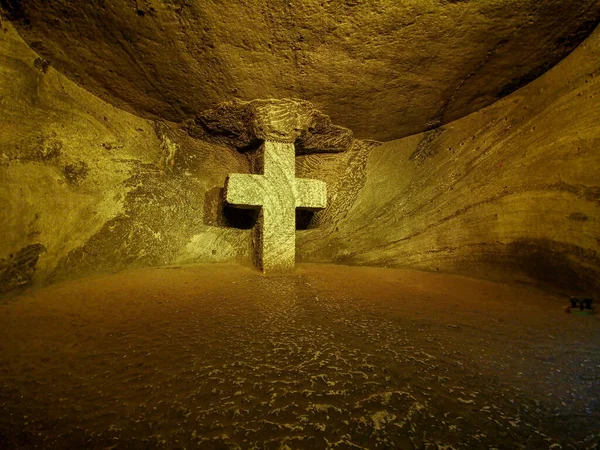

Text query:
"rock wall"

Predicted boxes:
[[3, 0, 599, 141], [297, 25, 600, 295], [0, 21, 251, 295], [0, 20, 367, 295], [2, 16, 599, 297]]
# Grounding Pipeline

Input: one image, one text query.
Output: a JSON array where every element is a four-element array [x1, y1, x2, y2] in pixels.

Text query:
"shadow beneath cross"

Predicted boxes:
[[295, 210, 316, 230], [203, 187, 258, 229], [204, 186, 317, 230]]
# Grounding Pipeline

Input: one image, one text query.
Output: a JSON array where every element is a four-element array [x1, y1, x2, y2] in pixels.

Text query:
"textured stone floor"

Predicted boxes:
[[0, 264, 598, 449]]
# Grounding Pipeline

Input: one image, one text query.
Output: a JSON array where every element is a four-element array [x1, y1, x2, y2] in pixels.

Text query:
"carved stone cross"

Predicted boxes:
[[225, 140, 327, 272]]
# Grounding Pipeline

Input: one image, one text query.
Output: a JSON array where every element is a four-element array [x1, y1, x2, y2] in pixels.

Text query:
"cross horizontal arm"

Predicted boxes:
[[225, 173, 267, 207], [296, 178, 327, 210]]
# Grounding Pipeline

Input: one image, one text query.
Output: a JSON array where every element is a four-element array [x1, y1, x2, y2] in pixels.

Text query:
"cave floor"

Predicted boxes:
[[0, 264, 598, 449]]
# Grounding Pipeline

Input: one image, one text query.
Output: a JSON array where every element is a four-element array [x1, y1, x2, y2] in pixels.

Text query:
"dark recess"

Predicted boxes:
[[507, 238, 599, 295], [0, 243, 46, 295], [296, 210, 315, 230], [223, 206, 259, 229], [0, 0, 29, 25], [204, 187, 258, 229]]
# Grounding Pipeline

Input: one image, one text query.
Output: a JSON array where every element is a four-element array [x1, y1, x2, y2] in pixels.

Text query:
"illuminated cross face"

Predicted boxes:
[[225, 141, 327, 272]]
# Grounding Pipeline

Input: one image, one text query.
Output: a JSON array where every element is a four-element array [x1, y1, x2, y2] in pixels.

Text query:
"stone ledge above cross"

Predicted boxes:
[[185, 98, 354, 154]]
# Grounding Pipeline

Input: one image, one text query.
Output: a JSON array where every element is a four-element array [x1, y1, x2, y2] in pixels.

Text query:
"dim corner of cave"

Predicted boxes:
[[1, 2, 600, 449]]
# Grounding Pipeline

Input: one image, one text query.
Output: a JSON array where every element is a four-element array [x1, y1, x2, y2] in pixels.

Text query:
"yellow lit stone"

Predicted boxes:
[[225, 141, 326, 272]]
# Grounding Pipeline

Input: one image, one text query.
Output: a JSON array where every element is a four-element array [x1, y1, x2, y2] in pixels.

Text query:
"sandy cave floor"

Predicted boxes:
[[0, 264, 599, 449]]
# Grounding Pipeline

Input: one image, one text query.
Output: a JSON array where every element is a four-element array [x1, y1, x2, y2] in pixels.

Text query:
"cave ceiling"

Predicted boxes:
[[2, 0, 599, 141]]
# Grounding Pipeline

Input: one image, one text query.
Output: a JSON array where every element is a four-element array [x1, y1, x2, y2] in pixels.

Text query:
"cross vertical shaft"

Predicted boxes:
[[224, 141, 327, 272]]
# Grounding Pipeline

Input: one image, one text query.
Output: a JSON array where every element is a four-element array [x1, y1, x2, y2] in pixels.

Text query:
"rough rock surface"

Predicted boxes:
[[2, 0, 599, 141], [297, 25, 600, 295], [1, 21, 352, 294], [0, 21, 252, 293], [0, 244, 46, 295], [1, 17, 599, 296], [185, 98, 355, 153]]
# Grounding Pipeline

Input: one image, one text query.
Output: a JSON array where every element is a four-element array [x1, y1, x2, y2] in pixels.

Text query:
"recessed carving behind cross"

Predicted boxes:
[[225, 141, 327, 272]]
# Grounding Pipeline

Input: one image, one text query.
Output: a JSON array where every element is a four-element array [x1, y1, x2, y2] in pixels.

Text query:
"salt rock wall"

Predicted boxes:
[[2, 15, 599, 297], [3, 0, 599, 142], [0, 22, 251, 295], [297, 25, 600, 295]]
